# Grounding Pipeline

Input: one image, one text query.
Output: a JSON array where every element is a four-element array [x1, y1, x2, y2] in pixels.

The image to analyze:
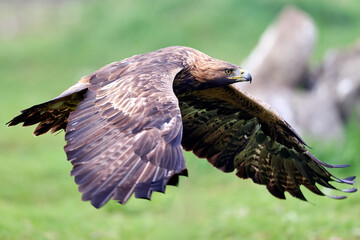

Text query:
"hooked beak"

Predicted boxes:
[[228, 69, 252, 83]]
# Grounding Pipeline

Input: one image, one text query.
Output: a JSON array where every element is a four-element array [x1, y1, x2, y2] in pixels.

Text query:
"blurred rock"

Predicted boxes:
[[238, 6, 344, 139], [314, 40, 360, 122], [242, 5, 316, 89]]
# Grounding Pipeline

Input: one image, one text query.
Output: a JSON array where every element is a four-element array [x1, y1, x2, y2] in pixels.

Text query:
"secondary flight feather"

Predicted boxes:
[[7, 46, 356, 208]]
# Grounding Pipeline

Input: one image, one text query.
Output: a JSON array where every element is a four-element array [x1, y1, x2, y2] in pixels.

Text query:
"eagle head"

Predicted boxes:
[[184, 49, 252, 88]]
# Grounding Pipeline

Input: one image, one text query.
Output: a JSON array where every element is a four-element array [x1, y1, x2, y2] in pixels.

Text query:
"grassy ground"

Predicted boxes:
[[1, 0, 360, 239]]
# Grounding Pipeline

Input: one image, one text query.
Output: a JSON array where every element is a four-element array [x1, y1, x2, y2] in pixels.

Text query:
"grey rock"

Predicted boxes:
[[314, 40, 360, 122], [242, 5, 316, 90], [238, 6, 344, 139]]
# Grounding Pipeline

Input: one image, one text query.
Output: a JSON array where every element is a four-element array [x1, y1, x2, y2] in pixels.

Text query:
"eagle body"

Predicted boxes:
[[8, 46, 356, 208]]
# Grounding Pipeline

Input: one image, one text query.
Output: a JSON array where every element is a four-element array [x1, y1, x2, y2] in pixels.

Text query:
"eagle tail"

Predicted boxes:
[[7, 101, 64, 136], [7, 89, 87, 136]]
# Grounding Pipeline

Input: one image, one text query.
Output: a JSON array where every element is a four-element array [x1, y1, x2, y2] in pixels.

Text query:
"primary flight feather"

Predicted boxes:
[[7, 46, 356, 208]]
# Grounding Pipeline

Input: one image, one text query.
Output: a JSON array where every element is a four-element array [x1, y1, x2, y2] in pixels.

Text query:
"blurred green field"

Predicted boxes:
[[1, 0, 360, 239]]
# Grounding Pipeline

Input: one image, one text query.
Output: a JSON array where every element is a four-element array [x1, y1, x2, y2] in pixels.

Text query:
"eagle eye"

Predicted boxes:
[[225, 69, 233, 75]]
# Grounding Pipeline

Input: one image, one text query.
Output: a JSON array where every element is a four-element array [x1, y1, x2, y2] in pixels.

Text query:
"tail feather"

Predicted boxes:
[[7, 103, 47, 127], [7, 101, 70, 136], [7, 89, 86, 136]]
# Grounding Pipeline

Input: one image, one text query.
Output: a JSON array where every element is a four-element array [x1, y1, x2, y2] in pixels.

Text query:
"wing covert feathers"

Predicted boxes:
[[178, 85, 356, 201]]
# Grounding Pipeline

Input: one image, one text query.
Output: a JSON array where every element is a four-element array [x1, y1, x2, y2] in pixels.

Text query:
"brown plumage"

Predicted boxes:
[[7, 46, 356, 208]]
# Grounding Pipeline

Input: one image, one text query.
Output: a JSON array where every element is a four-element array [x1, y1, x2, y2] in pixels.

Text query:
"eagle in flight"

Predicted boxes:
[[7, 46, 356, 208]]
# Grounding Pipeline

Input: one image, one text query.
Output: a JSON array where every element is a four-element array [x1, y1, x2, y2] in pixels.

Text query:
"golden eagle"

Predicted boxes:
[[7, 46, 356, 208]]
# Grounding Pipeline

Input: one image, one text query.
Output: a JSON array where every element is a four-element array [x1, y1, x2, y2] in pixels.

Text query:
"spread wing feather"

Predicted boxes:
[[65, 62, 187, 208], [178, 85, 356, 200]]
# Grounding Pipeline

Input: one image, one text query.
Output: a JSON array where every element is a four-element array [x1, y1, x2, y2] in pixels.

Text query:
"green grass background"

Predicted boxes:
[[1, 0, 360, 239]]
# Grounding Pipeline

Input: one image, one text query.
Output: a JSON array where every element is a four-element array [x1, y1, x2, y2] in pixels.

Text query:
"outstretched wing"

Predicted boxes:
[[178, 85, 356, 200], [65, 61, 187, 208]]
